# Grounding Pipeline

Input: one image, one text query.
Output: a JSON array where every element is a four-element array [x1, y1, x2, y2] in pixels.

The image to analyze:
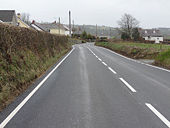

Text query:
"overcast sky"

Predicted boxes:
[[1, 0, 170, 28]]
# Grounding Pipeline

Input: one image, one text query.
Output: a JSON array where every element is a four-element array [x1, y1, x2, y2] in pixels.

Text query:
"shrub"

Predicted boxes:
[[0, 23, 70, 110]]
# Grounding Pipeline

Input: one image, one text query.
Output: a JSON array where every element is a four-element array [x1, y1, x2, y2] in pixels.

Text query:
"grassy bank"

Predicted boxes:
[[0, 23, 71, 111], [155, 50, 170, 69], [95, 41, 170, 69]]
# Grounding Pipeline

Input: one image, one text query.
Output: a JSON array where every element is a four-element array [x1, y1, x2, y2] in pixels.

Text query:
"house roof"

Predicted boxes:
[[17, 17, 30, 28], [31, 21, 67, 32], [0, 10, 16, 22], [139, 29, 163, 37]]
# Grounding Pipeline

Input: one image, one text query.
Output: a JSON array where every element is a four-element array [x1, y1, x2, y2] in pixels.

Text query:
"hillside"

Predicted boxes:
[[72, 25, 120, 38]]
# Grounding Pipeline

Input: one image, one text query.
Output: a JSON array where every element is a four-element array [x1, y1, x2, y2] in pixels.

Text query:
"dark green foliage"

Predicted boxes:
[[80, 31, 87, 39], [132, 28, 141, 41], [121, 32, 130, 40], [121, 28, 141, 41]]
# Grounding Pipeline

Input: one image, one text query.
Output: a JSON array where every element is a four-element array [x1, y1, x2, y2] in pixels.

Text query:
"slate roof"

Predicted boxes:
[[31, 21, 67, 32], [0, 10, 16, 22], [139, 29, 163, 37]]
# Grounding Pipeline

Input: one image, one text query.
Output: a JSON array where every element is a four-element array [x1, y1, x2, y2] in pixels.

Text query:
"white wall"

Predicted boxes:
[[144, 36, 163, 43], [65, 30, 73, 36]]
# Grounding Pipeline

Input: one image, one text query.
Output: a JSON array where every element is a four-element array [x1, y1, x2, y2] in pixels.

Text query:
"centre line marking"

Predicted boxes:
[[146, 103, 170, 127], [108, 67, 117, 74], [98, 58, 102, 61], [102, 62, 107, 66], [119, 78, 137, 93], [0, 48, 75, 128]]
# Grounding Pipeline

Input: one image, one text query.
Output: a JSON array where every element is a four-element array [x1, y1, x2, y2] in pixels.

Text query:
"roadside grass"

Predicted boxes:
[[155, 50, 170, 69], [0, 46, 71, 111], [95, 41, 170, 69], [96, 41, 170, 51]]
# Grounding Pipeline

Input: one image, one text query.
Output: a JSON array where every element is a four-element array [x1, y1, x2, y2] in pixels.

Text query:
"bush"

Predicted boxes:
[[0, 23, 71, 110]]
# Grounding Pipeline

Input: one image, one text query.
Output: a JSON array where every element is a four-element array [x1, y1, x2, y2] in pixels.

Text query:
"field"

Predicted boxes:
[[96, 41, 170, 51]]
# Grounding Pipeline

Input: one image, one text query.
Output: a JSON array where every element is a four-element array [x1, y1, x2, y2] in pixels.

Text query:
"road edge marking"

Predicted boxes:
[[0, 47, 75, 128], [119, 78, 137, 93], [145, 103, 170, 127]]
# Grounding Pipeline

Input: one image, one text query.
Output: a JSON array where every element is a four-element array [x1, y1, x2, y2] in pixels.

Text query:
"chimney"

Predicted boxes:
[[32, 20, 35, 24], [52, 21, 56, 24], [17, 13, 21, 19]]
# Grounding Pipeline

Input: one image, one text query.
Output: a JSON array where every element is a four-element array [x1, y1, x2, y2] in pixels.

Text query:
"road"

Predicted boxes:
[[0, 43, 170, 128]]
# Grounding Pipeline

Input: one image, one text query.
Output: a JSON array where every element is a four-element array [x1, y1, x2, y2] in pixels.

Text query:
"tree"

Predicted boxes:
[[21, 13, 30, 24], [118, 13, 139, 40], [121, 32, 130, 40], [81, 31, 87, 39], [132, 28, 140, 41]]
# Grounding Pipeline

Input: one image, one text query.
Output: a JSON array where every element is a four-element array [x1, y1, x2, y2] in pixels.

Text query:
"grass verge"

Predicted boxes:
[[0, 47, 71, 111], [95, 41, 170, 69]]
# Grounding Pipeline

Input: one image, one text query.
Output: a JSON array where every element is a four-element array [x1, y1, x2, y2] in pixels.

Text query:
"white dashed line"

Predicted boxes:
[[98, 58, 102, 61], [145, 103, 170, 127], [102, 62, 107, 66], [119, 78, 137, 93], [108, 67, 117, 74]]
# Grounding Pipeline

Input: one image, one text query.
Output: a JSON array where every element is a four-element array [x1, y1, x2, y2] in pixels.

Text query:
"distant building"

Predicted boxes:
[[139, 29, 163, 43], [16, 13, 30, 28], [0, 10, 18, 26], [31, 20, 71, 36]]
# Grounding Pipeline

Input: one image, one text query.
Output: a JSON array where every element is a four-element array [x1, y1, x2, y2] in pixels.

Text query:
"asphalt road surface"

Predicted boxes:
[[0, 43, 170, 128]]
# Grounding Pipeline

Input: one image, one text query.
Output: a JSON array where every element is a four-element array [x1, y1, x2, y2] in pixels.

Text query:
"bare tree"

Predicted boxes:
[[21, 13, 30, 24], [118, 13, 139, 39]]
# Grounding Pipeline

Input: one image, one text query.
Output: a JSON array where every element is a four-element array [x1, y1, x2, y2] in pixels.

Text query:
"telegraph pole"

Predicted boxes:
[[59, 17, 60, 35], [72, 20, 74, 35], [96, 24, 98, 37], [69, 11, 72, 37], [110, 27, 111, 38], [83, 24, 85, 32]]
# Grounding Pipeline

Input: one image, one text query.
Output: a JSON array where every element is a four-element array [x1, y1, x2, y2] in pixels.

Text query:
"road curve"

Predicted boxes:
[[0, 43, 170, 128]]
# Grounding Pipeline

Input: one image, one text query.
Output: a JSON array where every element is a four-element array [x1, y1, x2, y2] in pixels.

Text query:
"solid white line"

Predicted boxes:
[[108, 67, 117, 74], [97, 46, 170, 73], [119, 78, 137, 93], [0, 48, 75, 128], [146, 103, 170, 127], [102, 62, 107, 66]]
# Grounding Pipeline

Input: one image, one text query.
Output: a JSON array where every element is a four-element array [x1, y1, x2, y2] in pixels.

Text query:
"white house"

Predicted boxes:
[[139, 29, 163, 43]]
